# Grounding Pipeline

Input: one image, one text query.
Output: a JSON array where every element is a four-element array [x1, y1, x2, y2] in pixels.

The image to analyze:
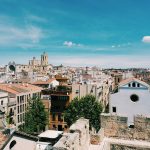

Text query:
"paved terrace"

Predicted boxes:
[[90, 137, 150, 150]]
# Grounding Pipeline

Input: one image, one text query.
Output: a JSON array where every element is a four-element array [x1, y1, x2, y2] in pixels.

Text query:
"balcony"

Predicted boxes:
[[8, 101, 16, 106], [42, 85, 72, 96], [49, 90, 71, 95]]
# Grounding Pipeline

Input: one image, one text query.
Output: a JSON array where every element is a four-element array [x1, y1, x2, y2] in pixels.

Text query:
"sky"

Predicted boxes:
[[0, 0, 150, 68]]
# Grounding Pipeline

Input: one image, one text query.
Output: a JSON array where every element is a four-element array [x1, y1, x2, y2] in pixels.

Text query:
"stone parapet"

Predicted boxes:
[[53, 118, 90, 150], [101, 113, 150, 141]]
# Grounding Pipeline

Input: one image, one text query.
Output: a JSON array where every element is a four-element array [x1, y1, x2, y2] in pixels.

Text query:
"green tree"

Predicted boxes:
[[64, 95, 103, 132], [19, 97, 48, 134]]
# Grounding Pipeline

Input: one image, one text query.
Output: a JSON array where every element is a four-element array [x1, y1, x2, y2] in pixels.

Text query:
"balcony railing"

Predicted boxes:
[[49, 90, 71, 95], [42, 89, 72, 95], [8, 101, 16, 106]]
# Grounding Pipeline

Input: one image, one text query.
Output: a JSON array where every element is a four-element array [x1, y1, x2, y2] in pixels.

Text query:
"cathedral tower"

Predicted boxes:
[[41, 52, 48, 66]]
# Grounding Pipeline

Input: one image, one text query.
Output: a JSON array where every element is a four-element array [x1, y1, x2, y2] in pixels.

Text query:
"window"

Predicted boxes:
[[112, 107, 116, 113], [18, 115, 20, 122], [20, 114, 22, 122], [1, 100, 3, 105], [23, 104, 24, 111], [58, 125, 62, 131], [130, 94, 139, 102], [20, 105, 21, 113], [18, 106, 19, 113], [52, 114, 55, 121], [17, 96, 19, 104], [129, 125, 134, 128], [137, 83, 140, 87], [53, 125, 56, 129], [23, 113, 25, 121], [76, 90, 79, 94], [58, 114, 63, 122], [132, 82, 136, 87], [128, 83, 131, 87]]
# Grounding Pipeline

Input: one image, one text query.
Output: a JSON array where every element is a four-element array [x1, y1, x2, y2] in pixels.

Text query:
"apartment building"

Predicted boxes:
[[0, 83, 43, 127], [42, 85, 72, 131], [0, 92, 8, 128], [0, 92, 8, 114]]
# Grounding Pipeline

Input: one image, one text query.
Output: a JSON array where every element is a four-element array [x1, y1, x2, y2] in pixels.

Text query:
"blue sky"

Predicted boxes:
[[0, 0, 150, 67]]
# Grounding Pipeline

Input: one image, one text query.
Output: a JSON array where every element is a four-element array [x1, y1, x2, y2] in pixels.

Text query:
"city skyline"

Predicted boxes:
[[0, 0, 150, 67]]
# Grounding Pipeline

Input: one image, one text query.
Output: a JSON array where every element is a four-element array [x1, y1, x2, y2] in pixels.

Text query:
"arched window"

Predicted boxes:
[[132, 82, 136, 87], [137, 83, 140, 87], [128, 83, 131, 87], [1, 100, 3, 105]]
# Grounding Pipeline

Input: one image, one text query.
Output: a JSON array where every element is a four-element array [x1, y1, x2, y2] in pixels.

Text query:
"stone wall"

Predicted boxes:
[[110, 144, 150, 150], [53, 118, 90, 150], [101, 113, 150, 142], [53, 133, 79, 150]]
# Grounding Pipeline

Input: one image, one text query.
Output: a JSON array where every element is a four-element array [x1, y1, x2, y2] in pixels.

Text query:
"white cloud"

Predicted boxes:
[[63, 41, 74, 47], [26, 14, 47, 23], [63, 41, 82, 47], [0, 24, 44, 46], [0, 15, 45, 48], [111, 43, 131, 48], [26, 25, 43, 43], [142, 36, 150, 43]]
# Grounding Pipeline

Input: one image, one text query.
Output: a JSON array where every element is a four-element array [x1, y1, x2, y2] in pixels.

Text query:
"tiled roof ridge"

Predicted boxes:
[[119, 77, 149, 87]]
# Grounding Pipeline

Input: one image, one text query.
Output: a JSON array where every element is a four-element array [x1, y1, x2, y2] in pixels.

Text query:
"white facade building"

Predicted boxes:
[[0, 92, 8, 113], [0, 92, 8, 128], [110, 78, 150, 125]]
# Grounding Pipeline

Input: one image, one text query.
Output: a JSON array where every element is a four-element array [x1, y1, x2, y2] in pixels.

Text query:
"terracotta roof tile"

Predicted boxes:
[[0, 83, 43, 95]]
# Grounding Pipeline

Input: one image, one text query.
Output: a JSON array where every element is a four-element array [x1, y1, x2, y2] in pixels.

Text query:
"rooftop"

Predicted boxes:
[[0, 83, 43, 95], [38, 130, 63, 139], [119, 77, 149, 87], [0, 132, 8, 149], [33, 78, 56, 85]]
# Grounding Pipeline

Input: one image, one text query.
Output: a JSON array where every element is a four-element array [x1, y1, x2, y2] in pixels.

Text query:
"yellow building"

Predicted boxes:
[[42, 85, 72, 131]]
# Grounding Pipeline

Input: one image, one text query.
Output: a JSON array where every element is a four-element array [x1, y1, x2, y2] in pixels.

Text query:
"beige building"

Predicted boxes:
[[0, 83, 43, 127], [72, 84, 100, 99], [29, 57, 41, 66], [72, 82, 111, 108], [111, 71, 123, 89]]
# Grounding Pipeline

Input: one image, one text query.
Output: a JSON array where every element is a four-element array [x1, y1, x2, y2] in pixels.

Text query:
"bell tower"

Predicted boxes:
[[41, 52, 48, 66]]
